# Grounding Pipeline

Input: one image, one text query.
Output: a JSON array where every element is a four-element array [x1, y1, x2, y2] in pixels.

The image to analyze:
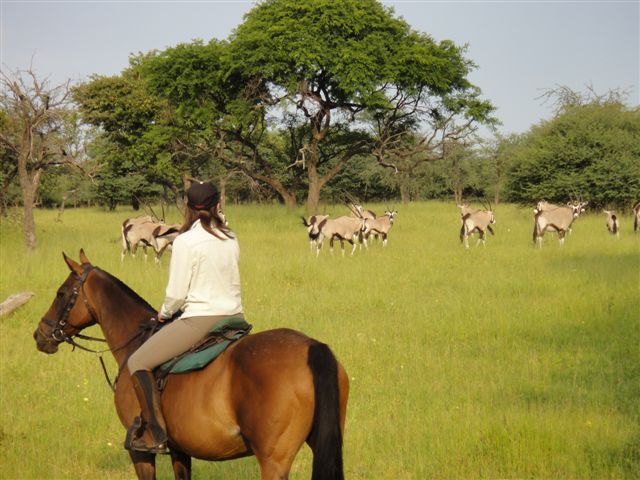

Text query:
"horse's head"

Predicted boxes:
[[34, 249, 98, 354]]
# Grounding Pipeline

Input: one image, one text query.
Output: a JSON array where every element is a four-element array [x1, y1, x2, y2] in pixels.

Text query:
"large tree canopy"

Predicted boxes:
[[73, 0, 495, 211], [227, 0, 495, 211]]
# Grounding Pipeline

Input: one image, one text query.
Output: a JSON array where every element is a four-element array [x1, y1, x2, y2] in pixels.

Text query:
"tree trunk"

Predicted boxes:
[[307, 179, 321, 213], [281, 191, 297, 209], [306, 157, 321, 213], [219, 177, 227, 210], [18, 164, 41, 250], [56, 192, 69, 222], [400, 184, 410, 205], [0, 292, 35, 317]]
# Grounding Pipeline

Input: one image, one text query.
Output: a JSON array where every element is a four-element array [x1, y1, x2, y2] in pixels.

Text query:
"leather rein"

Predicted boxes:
[[41, 265, 157, 392]]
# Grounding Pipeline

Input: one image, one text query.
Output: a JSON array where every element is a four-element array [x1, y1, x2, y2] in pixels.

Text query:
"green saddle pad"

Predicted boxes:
[[159, 316, 251, 374]]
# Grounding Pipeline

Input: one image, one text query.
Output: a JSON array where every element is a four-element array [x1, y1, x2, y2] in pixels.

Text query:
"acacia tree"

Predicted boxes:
[[0, 68, 75, 249], [228, 0, 495, 211], [504, 87, 640, 208]]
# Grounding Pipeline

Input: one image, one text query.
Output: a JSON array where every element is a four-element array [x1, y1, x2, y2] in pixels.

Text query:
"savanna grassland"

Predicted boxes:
[[1, 202, 638, 479]]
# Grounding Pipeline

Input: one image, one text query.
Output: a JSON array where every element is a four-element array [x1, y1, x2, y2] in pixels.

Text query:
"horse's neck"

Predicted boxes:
[[89, 272, 156, 366]]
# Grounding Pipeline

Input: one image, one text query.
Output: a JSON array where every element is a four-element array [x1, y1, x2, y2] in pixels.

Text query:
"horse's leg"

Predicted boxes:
[[170, 450, 192, 480], [255, 448, 297, 480], [250, 409, 309, 480], [129, 450, 157, 480]]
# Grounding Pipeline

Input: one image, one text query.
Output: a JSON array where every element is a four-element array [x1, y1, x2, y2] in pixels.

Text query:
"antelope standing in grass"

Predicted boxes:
[[533, 201, 587, 247], [304, 215, 366, 256], [151, 223, 182, 259], [458, 204, 495, 248], [348, 203, 380, 243], [120, 216, 154, 261], [603, 210, 620, 237], [301, 214, 329, 252], [121, 216, 180, 263], [362, 209, 397, 247], [535, 200, 579, 235], [633, 202, 640, 233]]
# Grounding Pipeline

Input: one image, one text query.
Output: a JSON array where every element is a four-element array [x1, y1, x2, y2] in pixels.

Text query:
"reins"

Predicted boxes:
[[42, 265, 160, 392]]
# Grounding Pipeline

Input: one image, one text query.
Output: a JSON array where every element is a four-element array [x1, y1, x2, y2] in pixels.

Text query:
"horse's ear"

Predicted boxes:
[[79, 249, 91, 266], [62, 252, 83, 275]]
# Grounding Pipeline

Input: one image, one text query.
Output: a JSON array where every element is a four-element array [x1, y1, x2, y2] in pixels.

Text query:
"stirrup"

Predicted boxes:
[[124, 416, 169, 454], [130, 436, 169, 454], [124, 416, 144, 451]]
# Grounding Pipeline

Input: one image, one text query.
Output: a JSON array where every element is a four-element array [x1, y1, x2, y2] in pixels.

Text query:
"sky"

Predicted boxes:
[[1, 0, 638, 137]]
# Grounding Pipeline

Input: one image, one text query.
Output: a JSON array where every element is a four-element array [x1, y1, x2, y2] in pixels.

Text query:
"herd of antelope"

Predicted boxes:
[[118, 200, 640, 262], [458, 199, 640, 249], [120, 206, 227, 264], [301, 204, 398, 256]]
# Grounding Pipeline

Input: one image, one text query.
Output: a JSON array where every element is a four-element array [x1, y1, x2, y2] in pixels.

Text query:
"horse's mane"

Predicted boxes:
[[95, 268, 155, 312]]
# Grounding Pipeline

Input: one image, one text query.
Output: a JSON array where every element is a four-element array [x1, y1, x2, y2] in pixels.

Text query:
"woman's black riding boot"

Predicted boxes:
[[128, 370, 169, 454]]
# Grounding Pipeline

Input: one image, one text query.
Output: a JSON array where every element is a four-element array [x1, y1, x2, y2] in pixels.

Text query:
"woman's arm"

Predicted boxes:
[[158, 238, 192, 319]]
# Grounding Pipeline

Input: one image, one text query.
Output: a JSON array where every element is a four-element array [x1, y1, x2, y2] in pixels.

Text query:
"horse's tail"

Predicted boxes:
[[307, 342, 344, 480]]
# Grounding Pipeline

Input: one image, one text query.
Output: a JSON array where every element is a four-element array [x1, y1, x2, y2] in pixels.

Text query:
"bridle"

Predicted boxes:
[[40, 264, 157, 391], [40, 264, 103, 348]]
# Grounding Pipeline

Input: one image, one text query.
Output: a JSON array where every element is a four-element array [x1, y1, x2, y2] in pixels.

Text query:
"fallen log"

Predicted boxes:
[[0, 292, 35, 317]]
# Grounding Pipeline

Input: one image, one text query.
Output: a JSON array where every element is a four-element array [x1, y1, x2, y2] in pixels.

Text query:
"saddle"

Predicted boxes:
[[153, 315, 252, 390]]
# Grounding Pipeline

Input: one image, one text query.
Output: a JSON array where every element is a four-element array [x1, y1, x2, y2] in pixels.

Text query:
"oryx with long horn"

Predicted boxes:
[[603, 210, 620, 237], [362, 208, 397, 247], [458, 200, 495, 248], [533, 200, 588, 247], [303, 215, 367, 256]]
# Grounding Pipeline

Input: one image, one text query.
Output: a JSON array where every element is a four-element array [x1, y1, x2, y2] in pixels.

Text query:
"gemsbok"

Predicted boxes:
[[458, 204, 495, 248], [633, 202, 640, 233], [120, 216, 155, 261], [301, 214, 330, 252], [533, 201, 588, 247], [603, 210, 620, 237], [121, 216, 180, 263], [362, 209, 397, 247], [306, 215, 366, 256]]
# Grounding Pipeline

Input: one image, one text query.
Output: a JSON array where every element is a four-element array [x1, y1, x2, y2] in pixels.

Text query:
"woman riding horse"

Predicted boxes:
[[34, 252, 348, 477], [127, 180, 243, 454]]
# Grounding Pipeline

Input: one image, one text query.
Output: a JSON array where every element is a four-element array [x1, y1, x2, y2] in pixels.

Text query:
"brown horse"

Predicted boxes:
[[33, 250, 349, 480]]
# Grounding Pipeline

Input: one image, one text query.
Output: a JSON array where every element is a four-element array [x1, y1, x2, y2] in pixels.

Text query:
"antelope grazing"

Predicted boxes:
[[301, 214, 329, 252], [121, 216, 180, 263], [603, 210, 620, 237], [362, 209, 397, 247], [633, 202, 640, 233], [457, 204, 495, 248], [533, 201, 588, 247], [305, 215, 366, 256]]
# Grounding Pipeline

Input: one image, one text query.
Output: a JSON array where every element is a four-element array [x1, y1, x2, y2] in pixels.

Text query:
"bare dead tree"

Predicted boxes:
[[0, 65, 77, 248]]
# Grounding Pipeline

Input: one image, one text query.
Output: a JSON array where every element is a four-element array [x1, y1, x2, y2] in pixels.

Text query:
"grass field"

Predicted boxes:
[[1, 202, 639, 479]]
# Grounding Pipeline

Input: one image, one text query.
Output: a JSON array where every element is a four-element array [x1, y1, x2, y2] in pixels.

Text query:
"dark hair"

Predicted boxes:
[[180, 204, 234, 240]]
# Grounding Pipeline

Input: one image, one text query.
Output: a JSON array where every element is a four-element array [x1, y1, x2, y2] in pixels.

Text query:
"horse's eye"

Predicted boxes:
[[56, 291, 64, 299]]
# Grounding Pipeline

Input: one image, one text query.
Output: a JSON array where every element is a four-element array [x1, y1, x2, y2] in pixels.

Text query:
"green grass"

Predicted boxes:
[[1, 202, 639, 479]]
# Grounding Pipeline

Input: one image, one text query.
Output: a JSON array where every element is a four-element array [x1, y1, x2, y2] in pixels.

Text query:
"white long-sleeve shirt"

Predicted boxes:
[[159, 220, 243, 320]]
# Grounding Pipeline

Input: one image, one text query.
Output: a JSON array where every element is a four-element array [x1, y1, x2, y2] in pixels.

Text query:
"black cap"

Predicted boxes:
[[187, 181, 219, 210]]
